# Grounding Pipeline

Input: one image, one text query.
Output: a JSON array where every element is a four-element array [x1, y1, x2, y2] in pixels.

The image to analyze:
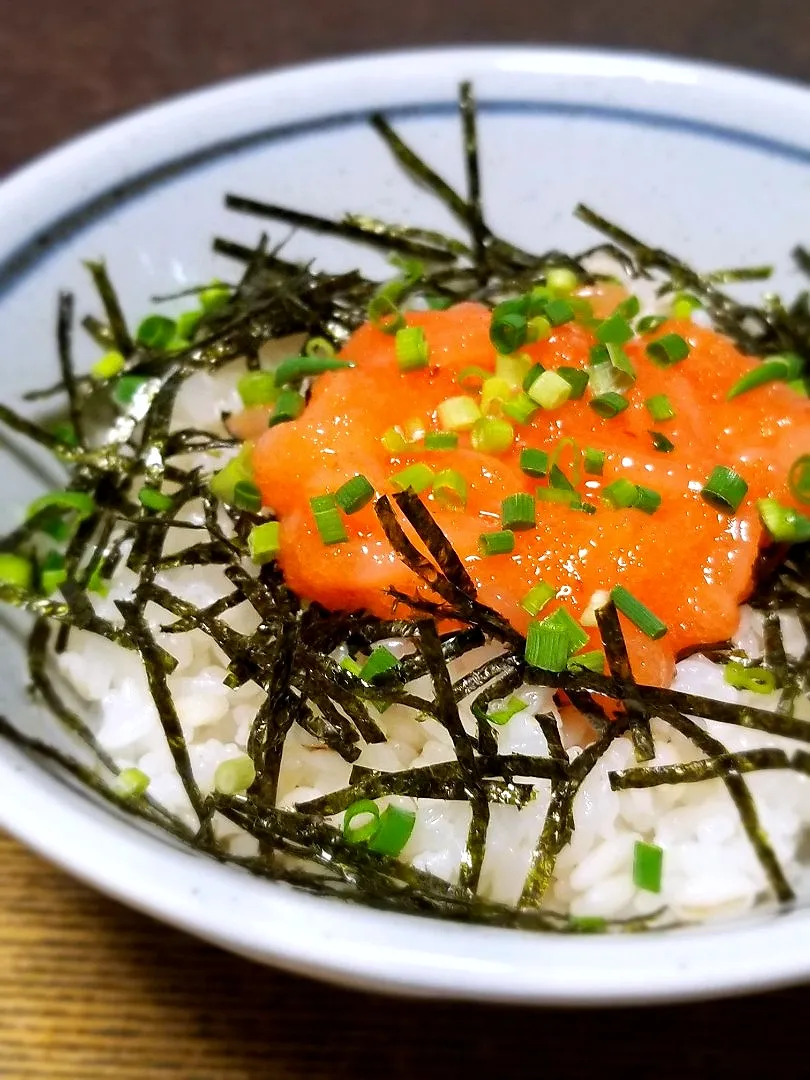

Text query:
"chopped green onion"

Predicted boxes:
[[724, 661, 777, 695], [544, 298, 575, 326], [368, 805, 416, 856], [645, 394, 676, 422], [501, 492, 536, 531], [519, 448, 549, 478], [135, 314, 175, 350], [636, 314, 667, 334], [757, 498, 810, 543], [590, 342, 636, 383], [596, 314, 633, 346], [340, 656, 363, 677], [166, 334, 190, 353], [495, 353, 532, 388], [456, 365, 491, 388], [480, 376, 513, 415], [487, 696, 527, 726], [91, 350, 125, 380], [233, 481, 262, 513], [646, 333, 690, 367], [633, 840, 663, 893], [118, 767, 150, 798], [86, 558, 108, 597], [569, 916, 608, 934], [248, 520, 281, 564], [522, 363, 546, 392], [40, 551, 67, 596], [335, 475, 375, 514], [548, 435, 581, 486], [726, 356, 802, 400], [176, 309, 202, 340], [589, 392, 629, 419], [701, 466, 748, 513], [607, 344, 636, 380], [567, 650, 606, 674], [274, 355, 352, 385], [526, 286, 551, 313], [501, 392, 539, 425], [526, 370, 572, 410], [557, 367, 589, 399], [27, 490, 96, 524], [602, 479, 638, 510], [633, 485, 662, 515], [525, 606, 588, 672], [268, 388, 305, 426], [615, 295, 641, 319], [343, 800, 381, 844], [395, 326, 430, 372], [470, 417, 514, 454], [520, 581, 556, 616], [424, 431, 458, 450], [490, 310, 528, 354], [788, 454, 810, 505], [305, 336, 336, 358], [437, 395, 481, 432], [433, 468, 467, 508], [535, 487, 579, 506], [526, 315, 552, 342], [548, 463, 575, 492], [650, 431, 675, 453], [138, 486, 173, 513], [200, 280, 231, 312], [389, 463, 435, 494], [546, 267, 579, 294], [312, 506, 348, 545], [478, 530, 515, 557], [368, 293, 405, 334], [360, 646, 400, 682], [214, 754, 256, 795], [114, 374, 148, 406], [588, 352, 627, 397], [611, 585, 668, 640], [237, 371, 279, 406], [583, 448, 606, 475], [671, 292, 702, 319], [0, 553, 33, 590], [309, 493, 337, 513], [425, 294, 453, 311], [209, 445, 254, 504], [381, 426, 407, 452]]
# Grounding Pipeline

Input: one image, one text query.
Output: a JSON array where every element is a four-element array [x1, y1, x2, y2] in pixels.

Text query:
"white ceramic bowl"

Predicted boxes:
[[2, 46, 810, 1005]]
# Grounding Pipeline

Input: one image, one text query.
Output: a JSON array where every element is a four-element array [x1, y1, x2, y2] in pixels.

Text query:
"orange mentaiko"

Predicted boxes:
[[250, 302, 810, 686]]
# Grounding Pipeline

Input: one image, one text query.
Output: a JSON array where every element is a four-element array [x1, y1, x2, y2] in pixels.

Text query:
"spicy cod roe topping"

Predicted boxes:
[[250, 301, 810, 685]]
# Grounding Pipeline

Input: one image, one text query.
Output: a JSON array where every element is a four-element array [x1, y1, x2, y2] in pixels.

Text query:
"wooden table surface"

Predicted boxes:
[[2, 2, 810, 1076]]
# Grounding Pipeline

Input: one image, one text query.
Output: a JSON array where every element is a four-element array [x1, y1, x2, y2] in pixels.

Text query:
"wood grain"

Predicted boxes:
[[0, 825, 807, 1080], [2, 2, 810, 1076]]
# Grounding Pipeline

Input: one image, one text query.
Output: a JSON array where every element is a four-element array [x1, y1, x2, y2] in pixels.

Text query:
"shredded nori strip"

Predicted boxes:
[[0, 81, 807, 935]]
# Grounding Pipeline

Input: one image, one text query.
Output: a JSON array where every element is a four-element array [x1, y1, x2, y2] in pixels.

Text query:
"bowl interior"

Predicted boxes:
[[2, 47, 810, 1003]]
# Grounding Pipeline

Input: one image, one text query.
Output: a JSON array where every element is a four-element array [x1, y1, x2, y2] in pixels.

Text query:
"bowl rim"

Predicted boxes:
[[2, 44, 810, 1005]]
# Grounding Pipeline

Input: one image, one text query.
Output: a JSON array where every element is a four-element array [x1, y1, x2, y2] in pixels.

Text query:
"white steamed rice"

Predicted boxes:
[[46, 350, 810, 928]]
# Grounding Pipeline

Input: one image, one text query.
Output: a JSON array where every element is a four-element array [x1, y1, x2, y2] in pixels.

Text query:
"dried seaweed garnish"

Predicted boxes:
[[0, 81, 807, 936], [610, 747, 793, 790], [661, 708, 794, 903], [595, 599, 654, 761]]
